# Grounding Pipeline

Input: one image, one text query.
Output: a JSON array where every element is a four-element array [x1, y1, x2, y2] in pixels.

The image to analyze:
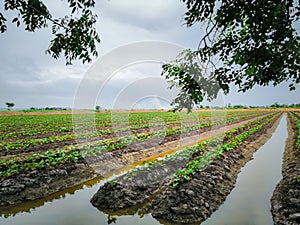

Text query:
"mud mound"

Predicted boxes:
[[0, 163, 96, 206], [90, 158, 188, 210], [149, 116, 280, 224]]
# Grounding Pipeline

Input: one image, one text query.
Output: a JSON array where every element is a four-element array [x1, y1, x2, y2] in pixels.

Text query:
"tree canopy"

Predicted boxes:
[[1, 0, 100, 65], [164, 0, 300, 111]]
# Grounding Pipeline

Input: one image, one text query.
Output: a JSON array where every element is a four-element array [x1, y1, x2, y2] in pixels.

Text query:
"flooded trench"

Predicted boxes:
[[202, 115, 288, 225], [0, 116, 288, 225], [0, 176, 161, 225]]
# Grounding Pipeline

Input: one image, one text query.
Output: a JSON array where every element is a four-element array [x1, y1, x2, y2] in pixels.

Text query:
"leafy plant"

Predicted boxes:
[[107, 180, 116, 186], [169, 114, 278, 188]]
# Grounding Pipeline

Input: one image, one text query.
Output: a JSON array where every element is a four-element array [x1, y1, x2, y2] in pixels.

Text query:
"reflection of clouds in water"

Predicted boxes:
[[201, 117, 288, 225]]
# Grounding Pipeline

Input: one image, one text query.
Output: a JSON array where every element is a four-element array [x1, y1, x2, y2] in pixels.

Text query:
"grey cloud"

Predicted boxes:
[[99, 0, 186, 31], [0, 1, 299, 109]]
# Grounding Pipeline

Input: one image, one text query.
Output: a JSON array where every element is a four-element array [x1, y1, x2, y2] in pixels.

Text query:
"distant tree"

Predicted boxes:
[[95, 105, 101, 111], [270, 102, 281, 108], [290, 103, 300, 108], [233, 105, 248, 109], [5, 102, 15, 110]]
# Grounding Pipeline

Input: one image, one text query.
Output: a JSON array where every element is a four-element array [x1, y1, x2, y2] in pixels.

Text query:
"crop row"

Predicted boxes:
[[0, 113, 277, 178], [0, 150, 83, 177], [0, 111, 203, 138], [169, 113, 279, 188], [0, 115, 222, 152], [91, 112, 280, 210], [105, 112, 279, 186], [63, 112, 275, 154], [0, 111, 270, 153], [0, 114, 73, 138], [0, 110, 266, 140]]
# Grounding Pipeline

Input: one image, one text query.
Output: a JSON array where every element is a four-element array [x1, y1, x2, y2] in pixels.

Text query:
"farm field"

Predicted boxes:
[[0, 109, 268, 177], [0, 109, 299, 225]]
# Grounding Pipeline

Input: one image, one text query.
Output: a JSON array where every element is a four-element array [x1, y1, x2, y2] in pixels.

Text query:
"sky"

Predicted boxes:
[[0, 0, 299, 109]]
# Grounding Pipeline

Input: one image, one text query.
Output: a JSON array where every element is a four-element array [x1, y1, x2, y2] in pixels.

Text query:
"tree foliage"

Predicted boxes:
[[0, 0, 100, 65], [163, 0, 300, 111], [162, 49, 220, 111], [95, 105, 101, 111]]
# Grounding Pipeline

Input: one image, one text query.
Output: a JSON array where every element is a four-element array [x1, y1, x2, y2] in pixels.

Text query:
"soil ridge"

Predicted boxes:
[[149, 114, 281, 224]]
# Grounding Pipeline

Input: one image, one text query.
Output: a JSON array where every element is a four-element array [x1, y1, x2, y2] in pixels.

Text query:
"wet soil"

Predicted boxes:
[[90, 158, 187, 211], [271, 113, 300, 225], [0, 161, 97, 206], [0, 115, 275, 207], [88, 115, 271, 176], [149, 115, 281, 224], [90, 114, 276, 211]]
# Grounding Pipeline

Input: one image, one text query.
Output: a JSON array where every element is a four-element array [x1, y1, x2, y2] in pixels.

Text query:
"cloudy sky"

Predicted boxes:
[[0, 0, 299, 109]]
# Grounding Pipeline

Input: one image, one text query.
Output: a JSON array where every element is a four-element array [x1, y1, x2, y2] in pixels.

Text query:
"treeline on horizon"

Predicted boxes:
[[4, 102, 300, 112], [216, 102, 300, 109]]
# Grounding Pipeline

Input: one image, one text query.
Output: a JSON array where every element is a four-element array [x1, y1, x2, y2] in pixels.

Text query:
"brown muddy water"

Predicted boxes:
[[0, 116, 287, 225]]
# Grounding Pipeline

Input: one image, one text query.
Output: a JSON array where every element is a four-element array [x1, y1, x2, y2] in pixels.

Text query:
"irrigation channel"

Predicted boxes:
[[1, 115, 288, 225], [201, 115, 288, 225]]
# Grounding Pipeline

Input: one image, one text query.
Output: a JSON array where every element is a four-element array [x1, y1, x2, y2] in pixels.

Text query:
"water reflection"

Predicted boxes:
[[201, 116, 287, 225], [0, 165, 162, 225], [0, 177, 103, 219], [0, 177, 161, 225]]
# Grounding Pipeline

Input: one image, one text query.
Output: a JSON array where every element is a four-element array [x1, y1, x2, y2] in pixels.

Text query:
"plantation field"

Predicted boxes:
[[91, 111, 281, 212], [1, 109, 299, 224], [0, 109, 272, 178]]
